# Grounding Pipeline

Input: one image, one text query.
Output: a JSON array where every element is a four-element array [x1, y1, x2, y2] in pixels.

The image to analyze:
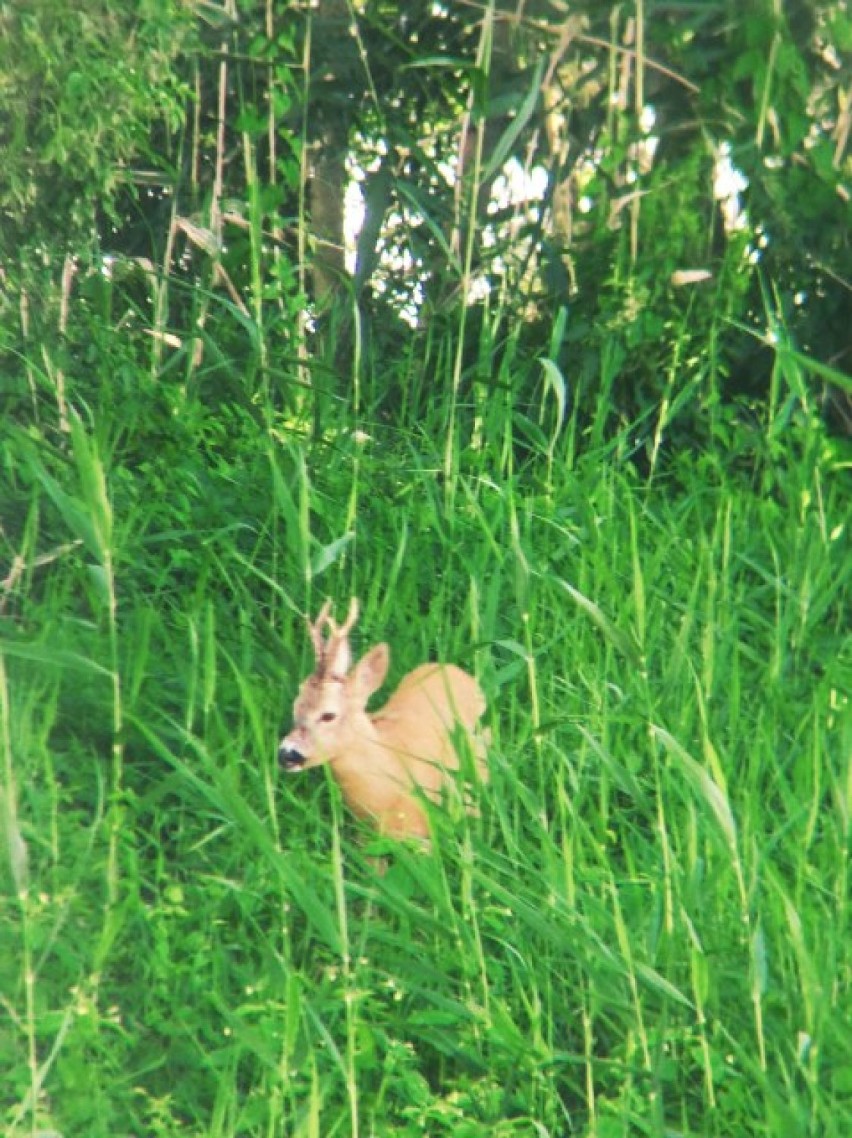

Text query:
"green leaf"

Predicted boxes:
[[309, 532, 354, 580], [651, 724, 739, 853], [482, 59, 545, 183], [559, 579, 640, 664]]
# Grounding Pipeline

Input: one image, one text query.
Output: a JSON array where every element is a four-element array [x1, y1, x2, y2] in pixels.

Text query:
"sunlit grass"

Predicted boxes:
[[1, 336, 849, 1136]]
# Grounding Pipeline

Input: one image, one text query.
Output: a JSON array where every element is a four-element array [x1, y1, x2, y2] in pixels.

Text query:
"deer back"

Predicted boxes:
[[370, 664, 488, 794]]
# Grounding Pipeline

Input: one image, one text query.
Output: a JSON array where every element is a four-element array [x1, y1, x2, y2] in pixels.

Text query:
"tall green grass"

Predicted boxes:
[[1, 325, 849, 1136]]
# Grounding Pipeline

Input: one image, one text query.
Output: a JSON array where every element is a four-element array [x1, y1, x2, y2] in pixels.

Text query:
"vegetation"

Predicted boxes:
[[1, 2, 850, 1135]]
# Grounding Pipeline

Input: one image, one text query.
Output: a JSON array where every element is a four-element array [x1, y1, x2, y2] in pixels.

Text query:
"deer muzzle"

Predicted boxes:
[[278, 745, 306, 771]]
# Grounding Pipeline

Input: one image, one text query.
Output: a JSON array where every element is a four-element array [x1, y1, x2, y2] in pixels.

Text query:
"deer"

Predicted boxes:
[[278, 598, 488, 841]]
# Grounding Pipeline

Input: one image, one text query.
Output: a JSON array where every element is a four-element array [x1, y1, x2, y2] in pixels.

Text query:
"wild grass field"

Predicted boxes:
[[1, 335, 850, 1137]]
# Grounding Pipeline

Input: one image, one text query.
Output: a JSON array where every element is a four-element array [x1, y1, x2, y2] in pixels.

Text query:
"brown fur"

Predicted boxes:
[[279, 599, 488, 839]]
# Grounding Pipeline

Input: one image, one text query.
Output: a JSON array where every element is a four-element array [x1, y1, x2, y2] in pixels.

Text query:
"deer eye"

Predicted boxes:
[[319, 711, 337, 723]]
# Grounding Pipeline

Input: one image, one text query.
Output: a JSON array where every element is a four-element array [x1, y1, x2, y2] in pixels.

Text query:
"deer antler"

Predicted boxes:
[[307, 600, 333, 664], [307, 598, 359, 678]]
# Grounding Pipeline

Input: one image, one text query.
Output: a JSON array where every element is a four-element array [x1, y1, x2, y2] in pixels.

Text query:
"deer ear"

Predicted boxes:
[[351, 643, 389, 701]]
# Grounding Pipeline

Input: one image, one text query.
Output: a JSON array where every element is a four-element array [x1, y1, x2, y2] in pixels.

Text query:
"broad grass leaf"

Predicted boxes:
[[539, 358, 567, 460], [22, 449, 101, 560], [577, 724, 648, 805], [309, 532, 354, 580], [482, 58, 545, 183], [634, 962, 694, 1009], [560, 579, 640, 664], [0, 638, 112, 676], [651, 724, 739, 852]]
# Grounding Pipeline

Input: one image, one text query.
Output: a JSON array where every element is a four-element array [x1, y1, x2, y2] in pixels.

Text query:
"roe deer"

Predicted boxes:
[[278, 599, 488, 840]]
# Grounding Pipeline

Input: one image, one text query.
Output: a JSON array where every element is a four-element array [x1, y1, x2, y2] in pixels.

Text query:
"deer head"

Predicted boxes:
[[278, 598, 388, 771]]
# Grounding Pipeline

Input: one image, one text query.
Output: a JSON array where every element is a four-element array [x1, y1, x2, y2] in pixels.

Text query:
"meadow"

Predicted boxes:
[[1, 334, 850, 1137]]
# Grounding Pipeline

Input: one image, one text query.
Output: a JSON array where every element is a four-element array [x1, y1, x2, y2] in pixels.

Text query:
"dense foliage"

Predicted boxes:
[[2, 0, 850, 435], [1, 2, 850, 1136]]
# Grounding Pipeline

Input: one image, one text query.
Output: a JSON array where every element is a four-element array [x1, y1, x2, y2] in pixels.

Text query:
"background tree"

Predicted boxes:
[[1, 0, 849, 443]]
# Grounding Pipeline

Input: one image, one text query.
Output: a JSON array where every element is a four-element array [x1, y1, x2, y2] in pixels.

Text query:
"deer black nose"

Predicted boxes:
[[279, 745, 305, 771]]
